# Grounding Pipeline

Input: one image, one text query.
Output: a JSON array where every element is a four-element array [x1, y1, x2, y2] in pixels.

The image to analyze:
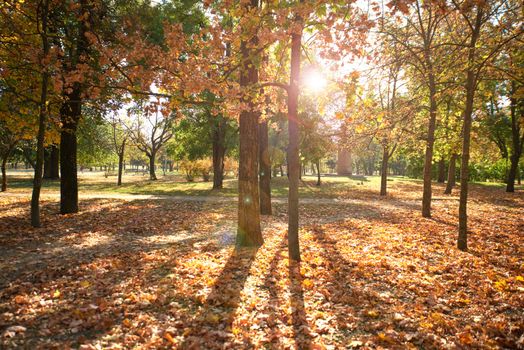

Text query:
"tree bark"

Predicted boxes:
[[236, 0, 263, 248], [444, 153, 457, 194], [60, 93, 80, 214], [259, 119, 272, 215], [422, 78, 437, 217], [60, 0, 89, 215], [506, 81, 523, 192], [287, 19, 303, 261], [437, 157, 446, 183], [316, 160, 321, 186], [117, 142, 125, 186], [212, 117, 226, 189], [31, 0, 50, 227], [380, 147, 389, 196], [458, 8, 483, 252], [149, 151, 157, 180], [1, 151, 10, 192]]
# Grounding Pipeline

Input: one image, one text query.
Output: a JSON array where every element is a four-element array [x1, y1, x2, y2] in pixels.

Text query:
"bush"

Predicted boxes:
[[179, 158, 213, 182]]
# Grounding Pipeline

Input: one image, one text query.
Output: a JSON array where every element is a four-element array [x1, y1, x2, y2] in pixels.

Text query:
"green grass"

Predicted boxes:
[[5, 171, 520, 198]]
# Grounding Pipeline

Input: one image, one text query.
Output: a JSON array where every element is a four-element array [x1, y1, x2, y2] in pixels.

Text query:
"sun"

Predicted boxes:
[[303, 68, 328, 93]]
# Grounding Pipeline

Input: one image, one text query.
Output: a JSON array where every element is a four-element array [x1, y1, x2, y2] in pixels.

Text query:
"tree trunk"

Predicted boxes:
[[236, 0, 263, 248], [117, 152, 124, 186], [149, 152, 157, 180], [31, 0, 50, 227], [444, 153, 457, 194], [60, 94, 80, 214], [458, 8, 483, 252], [259, 119, 272, 215], [287, 19, 303, 261], [316, 160, 321, 186], [212, 117, 226, 189], [422, 79, 438, 217], [49, 145, 59, 179], [43, 148, 52, 179], [437, 157, 446, 183], [280, 165, 284, 177], [60, 0, 89, 215], [506, 81, 523, 193], [380, 147, 389, 196], [1, 153, 9, 192]]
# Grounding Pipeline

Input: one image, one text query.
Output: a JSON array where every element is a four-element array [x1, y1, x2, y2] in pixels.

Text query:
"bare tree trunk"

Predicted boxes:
[[149, 151, 157, 180], [437, 157, 446, 183], [212, 117, 226, 189], [316, 160, 321, 186], [380, 146, 389, 196], [116, 154, 124, 186], [444, 153, 457, 194], [1, 153, 9, 192], [236, 0, 263, 248], [259, 119, 272, 215], [287, 19, 303, 261], [506, 81, 523, 192], [31, 0, 50, 227], [458, 8, 483, 252], [422, 80, 438, 217]]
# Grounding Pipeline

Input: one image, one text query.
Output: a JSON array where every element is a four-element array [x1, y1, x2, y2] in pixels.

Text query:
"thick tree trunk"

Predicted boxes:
[[380, 147, 389, 196], [287, 21, 303, 261], [259, 119, 272, 215], [236, 0, 263, 248], [212, 117, 226, 189], [437, 157, 446, 183], [444, 153, 457, 194], [422, 80, 438, 217], [316, 160, 321, 186], [60, 95, 80, 214], [149, 152, 157, 180], [60, 0, 89, 215]]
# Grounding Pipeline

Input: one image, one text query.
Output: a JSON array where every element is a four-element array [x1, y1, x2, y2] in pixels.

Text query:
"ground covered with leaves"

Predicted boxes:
[[1, 181, 523, 349]]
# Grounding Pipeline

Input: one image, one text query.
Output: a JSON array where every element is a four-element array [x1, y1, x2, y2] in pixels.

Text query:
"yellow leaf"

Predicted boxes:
[[366, 310, 379, 318], [53, 290, 61, 298], [205, 312, 220, 324], [80, 281, 90, 288], [515, 276, 524, 282], [303, 279, 314, 288], [164, 332, 176, 344], [494, 280, 507, 291]]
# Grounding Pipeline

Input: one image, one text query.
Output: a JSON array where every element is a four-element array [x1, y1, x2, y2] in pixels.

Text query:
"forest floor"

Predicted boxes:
[[0, 175, 523, 349]]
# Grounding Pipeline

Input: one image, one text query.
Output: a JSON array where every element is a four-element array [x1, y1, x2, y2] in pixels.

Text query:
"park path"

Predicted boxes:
[[1, 189, 436, 209]]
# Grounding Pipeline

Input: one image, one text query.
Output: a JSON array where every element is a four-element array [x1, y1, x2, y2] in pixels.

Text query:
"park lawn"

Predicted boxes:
[[6, 170, 512, 199], [0, 179, 523, 349]]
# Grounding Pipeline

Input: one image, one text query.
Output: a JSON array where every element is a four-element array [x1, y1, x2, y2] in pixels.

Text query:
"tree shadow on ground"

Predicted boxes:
[[179, 247, 258, 348]]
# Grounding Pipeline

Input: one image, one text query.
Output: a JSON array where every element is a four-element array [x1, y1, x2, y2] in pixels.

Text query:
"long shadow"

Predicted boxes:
[[179, 247, 258, 349], [288, 260, 313, 349]]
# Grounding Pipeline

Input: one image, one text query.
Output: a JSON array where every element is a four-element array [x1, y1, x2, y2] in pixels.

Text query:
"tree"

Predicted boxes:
[[109, 114, 128, 186], [382, 1, 448, 217], [450, 0, 523, 250], [126, 101, 174, 181], [236, 0, 263, 247]]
